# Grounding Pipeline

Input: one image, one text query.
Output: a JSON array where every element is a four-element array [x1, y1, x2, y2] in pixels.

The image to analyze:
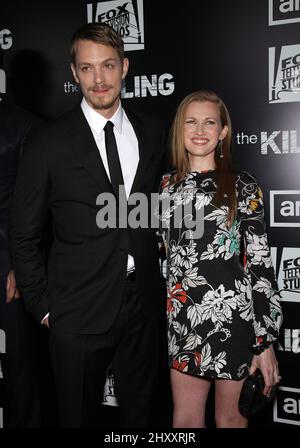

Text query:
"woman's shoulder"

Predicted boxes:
[[234, 171, 264, 204], [235, 170, 259, 187]]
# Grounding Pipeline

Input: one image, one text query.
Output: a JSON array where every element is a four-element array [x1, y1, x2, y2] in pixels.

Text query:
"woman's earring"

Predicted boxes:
[[219, 140, 224, 159]]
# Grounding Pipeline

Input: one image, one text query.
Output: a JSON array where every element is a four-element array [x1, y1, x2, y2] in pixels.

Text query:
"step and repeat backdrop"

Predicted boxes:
[[1, 0, 300, 428]]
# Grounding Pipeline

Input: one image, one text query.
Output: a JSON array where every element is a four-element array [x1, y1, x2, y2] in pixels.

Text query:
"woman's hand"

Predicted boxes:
[[249, 345, 281, 396]]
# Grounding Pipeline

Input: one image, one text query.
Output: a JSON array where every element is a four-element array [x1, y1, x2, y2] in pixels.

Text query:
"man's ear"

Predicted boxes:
[[122, 58, 129, 79], [71, 63, 79, 83]]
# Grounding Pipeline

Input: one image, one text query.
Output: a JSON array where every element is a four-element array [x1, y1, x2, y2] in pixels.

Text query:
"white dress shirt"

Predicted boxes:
[[81, 97, 139, 272], [81, 98, 139, 199]]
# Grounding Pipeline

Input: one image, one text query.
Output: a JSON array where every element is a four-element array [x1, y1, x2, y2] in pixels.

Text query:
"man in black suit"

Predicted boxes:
[[10, 23, 167, 428], [0, 97, 56, 427]]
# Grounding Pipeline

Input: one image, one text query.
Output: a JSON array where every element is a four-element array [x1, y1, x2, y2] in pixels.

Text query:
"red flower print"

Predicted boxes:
[[173, 359, 188, 371], [167, 297, 174, 313], [169, 283, 187, 304], [167, 284, 187, 315]]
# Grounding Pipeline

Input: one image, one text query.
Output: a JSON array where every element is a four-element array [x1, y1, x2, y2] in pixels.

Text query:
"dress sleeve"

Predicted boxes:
[[237, 172, 283, 354]]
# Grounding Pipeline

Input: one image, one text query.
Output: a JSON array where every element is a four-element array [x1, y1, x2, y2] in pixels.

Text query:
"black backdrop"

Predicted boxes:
[[1, 0, 300, 428]]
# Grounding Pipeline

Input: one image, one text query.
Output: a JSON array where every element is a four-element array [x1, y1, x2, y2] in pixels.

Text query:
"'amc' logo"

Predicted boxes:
[[270, 191, 300, 227], [269, 0, 300, 26], [274, 387, 300, 425]]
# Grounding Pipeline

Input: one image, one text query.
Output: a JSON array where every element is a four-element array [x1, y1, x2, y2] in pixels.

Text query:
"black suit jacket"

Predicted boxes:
[[0, 99, 35, 276], [10, 104, 166, 333]]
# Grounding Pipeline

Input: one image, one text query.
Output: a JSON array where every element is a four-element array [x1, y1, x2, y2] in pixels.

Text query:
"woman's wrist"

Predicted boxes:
[[249, 340, 274, 355]]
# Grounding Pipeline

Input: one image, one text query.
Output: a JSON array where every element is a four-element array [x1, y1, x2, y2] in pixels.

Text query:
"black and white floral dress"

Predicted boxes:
[[159, 170, 282, 380]]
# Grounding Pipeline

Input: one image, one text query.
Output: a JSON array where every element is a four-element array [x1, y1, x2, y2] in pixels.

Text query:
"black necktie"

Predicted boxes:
[[104, 121, 124, 194]]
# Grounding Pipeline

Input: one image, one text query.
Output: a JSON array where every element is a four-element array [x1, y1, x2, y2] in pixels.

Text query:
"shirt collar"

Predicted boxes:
[[81, 97, 123, 135]]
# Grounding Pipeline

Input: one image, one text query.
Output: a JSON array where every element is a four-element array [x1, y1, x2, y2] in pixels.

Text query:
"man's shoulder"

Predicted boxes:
[[124, 106, 164, 130], [28, 104, 82, 141], [0, 99, 35, 133]]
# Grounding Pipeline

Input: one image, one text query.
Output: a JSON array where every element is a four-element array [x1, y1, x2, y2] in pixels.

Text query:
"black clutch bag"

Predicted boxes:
[[238, 368, 277, 418]]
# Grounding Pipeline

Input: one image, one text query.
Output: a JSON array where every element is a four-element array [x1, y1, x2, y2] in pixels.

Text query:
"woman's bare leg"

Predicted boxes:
[[215, 379, 248, 428], [171, 368, 212, 428]]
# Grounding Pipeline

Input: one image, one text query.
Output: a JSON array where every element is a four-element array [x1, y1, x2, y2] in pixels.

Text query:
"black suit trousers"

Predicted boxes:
[[0, 276, 57, 427], [49, 276, 161, 428]]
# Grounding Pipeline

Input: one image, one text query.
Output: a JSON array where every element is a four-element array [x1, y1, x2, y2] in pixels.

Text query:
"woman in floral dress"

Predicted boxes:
[[159, 90, 282, 428]]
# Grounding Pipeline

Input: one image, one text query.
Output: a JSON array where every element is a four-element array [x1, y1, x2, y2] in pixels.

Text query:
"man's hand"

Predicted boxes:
[[6, 270, 21, 303]]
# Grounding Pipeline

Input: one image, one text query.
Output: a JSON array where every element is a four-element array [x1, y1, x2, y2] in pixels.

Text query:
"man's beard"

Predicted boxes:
[[88, 84, 119, 111], [91, 97, 118, 110]]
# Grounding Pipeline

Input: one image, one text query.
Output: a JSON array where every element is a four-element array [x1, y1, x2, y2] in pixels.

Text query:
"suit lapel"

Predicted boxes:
[[66, 105, 154, 196], [67, 106, 114, 194]]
